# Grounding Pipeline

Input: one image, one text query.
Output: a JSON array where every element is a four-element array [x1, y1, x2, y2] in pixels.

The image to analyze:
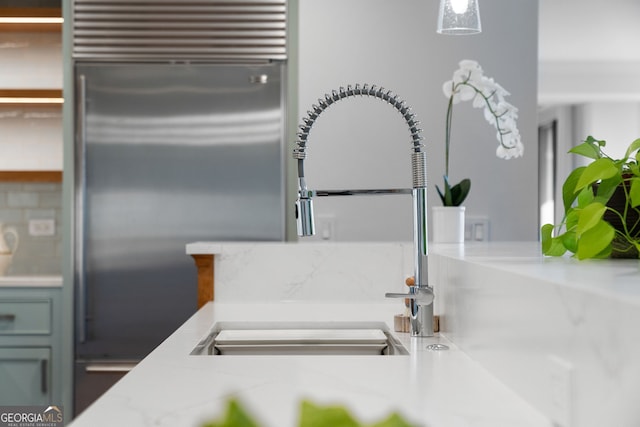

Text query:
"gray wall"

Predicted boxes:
[[296, 0, 539, 242]]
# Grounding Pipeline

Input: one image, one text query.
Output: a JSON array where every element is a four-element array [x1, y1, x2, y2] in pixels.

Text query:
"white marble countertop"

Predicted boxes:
[[68, 301, 550, 427], [71, 241, 640, 427], [0, 275, 62, 287]]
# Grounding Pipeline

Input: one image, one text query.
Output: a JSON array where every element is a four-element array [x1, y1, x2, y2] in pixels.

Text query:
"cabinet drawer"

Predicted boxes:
[[0, 299, 52, 335]]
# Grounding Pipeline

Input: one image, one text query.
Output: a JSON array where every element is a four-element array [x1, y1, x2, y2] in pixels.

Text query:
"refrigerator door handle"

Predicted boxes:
[[75, 74, 88, 343]]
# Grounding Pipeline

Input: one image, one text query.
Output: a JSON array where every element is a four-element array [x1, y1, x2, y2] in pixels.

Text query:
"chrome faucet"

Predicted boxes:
[[293, 84, 435, 337]]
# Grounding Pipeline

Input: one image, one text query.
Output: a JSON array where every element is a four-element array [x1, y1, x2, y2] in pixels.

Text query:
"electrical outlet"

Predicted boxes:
[[465, 216, 490, 241], [548, 355, 573, 427], [316, 214, 335, 241], [29, 219, 55, 236]]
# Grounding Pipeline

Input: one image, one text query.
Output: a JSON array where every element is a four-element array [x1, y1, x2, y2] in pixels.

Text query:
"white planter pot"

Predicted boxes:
[[432, 206, 465, 243]]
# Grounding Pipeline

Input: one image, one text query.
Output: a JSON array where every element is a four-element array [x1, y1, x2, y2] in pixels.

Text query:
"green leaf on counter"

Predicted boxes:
[[541, 224, 567, 257], [298, 401, 416, 427], [202, 399, 260, 427], [203, 399, 417, 427], [299, 401, 360, 427], [370, 413, 416, 427]]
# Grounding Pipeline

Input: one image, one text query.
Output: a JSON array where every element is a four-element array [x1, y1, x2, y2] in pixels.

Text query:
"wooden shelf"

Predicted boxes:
[[0, 89, 63, 106], [0, 7, 62, 33], [0, 171, 62, 183]]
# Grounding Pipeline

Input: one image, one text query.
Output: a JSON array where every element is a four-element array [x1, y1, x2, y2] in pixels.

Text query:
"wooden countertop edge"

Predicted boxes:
[[0, 171, 62, 183]]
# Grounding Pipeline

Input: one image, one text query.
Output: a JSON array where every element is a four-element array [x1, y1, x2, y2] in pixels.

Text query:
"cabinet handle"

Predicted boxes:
[[85, 362, 137, 373], [0, 314, 16, 321], [41, 359, 48, 394]]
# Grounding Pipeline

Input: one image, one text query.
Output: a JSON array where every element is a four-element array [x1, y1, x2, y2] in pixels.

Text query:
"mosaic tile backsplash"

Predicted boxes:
[[0, 182, 62, 275]]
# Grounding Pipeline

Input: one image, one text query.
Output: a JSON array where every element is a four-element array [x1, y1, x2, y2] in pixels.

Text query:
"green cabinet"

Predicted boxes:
[[0, 348, 51, 405], [0, 299, 52, 335], [0, 283, 63, 407]]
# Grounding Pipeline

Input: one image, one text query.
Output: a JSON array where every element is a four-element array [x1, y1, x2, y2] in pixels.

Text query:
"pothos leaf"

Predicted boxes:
[[562, 230, 578, 254], [540, 224, 554, 253], [576, 202, 607, 236], [298, 401, 360, 427], [298, 401, 416, 427], [630, 177, 640, 208], [576, 186, 594, 208], [370, 413, 416, 427], [575, 158, 619, 192], [624, 138, 640, 159], [569, 138, 602, 160], [202, 399, 260, 427], [541, 224, 567, 256], [576, 220, 615, 260], [594, 175, 622, 204], [562, 167, 586, 212]]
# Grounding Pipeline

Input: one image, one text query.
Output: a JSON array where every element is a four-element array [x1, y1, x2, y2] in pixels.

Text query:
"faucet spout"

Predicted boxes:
[[293, 84, 434, 337]]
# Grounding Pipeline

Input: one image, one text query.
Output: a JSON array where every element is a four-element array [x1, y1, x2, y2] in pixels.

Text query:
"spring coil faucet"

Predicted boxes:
[[293, 84, 435, 337]]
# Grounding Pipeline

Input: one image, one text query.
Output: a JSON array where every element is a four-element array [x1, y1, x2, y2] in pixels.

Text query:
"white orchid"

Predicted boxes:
[[443, 59, 522, 160], [437, 60, 523, 206]]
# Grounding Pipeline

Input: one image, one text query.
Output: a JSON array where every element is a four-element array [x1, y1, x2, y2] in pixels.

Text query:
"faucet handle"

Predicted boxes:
[[385, 286, 434, 305]]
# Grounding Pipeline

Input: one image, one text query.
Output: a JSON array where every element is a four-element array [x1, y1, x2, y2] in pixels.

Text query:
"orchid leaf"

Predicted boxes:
[[435, 185, 446, 205], [437, 177, 470, 207], [575, 158, 619, 192], [450, 178, 471, 206], [576, 220, 615, 260]]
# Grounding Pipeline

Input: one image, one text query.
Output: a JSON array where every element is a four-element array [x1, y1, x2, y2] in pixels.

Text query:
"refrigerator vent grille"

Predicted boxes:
[[72, 0, 287, 61]]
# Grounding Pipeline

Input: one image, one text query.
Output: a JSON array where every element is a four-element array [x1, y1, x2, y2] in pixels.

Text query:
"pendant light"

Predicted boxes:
[[437, 0, 482, 35]]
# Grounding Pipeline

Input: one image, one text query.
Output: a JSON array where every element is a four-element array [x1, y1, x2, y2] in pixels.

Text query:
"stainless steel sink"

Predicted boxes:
[[190, 321, 408, 356]]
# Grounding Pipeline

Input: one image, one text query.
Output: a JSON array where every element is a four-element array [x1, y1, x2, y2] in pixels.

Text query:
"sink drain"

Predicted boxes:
[[425, 344, 450, 351]]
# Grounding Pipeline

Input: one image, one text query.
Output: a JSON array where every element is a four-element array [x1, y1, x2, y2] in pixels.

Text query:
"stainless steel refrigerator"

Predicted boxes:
[[73, 62, 286, 413]]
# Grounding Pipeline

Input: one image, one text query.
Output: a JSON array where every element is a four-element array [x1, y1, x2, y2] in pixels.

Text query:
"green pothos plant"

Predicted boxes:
[[541, 136, 640, 259], [202, 399, 416, 427]]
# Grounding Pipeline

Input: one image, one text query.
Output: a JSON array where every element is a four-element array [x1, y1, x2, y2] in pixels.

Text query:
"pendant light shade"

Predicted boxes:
[[437, 0, 482, 35]]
